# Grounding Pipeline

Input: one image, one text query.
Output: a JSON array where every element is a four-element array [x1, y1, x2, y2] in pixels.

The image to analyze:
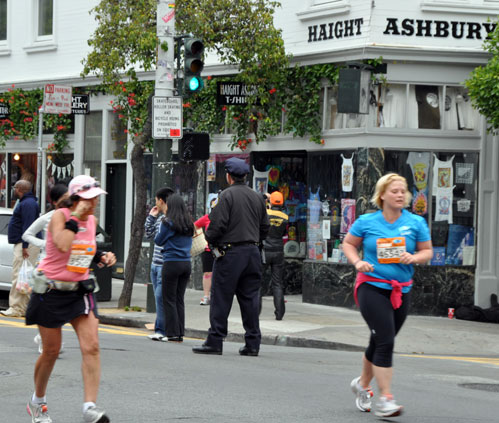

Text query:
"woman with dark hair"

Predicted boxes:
[[25, 175, 116, 423], [154, 193, 194, 342]]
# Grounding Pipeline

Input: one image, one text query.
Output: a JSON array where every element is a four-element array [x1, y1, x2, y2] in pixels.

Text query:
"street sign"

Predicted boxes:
[[178, 132, 210, 161], [152, 96, 183, 139], [216, 81, 259, 105], [71, 94, 90, 114], [43, 84, 72, 114]]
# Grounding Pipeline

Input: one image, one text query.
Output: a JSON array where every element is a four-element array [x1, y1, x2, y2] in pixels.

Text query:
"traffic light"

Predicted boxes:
[[184, 38, 204, 96]]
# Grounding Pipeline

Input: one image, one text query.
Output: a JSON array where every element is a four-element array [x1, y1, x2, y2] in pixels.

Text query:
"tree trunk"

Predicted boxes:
[[118, 94, 153, 308]]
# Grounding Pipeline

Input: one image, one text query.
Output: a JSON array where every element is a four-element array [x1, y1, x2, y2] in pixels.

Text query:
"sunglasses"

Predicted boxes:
[[74, 181, 100, 194]]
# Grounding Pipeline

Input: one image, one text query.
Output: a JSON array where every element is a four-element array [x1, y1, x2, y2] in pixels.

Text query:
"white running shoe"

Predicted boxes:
[[200, 296, 210, 305], [83, 405, 110, 423], [350, 376, 373, 412], [27, 398, 52, 423], [375, 394, 403, 418], [34, 334, 64, 355]]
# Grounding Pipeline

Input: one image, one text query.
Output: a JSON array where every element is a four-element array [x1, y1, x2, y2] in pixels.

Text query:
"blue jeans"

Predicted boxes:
[[150, 264, 166, 336]]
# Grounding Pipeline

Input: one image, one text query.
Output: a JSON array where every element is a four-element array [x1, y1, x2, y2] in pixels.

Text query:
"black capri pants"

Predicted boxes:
[[357, 282, 411, 368]]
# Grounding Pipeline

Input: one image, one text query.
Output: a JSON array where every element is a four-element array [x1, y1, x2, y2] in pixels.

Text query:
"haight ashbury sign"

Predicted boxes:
[[308, 17, 496, 43]]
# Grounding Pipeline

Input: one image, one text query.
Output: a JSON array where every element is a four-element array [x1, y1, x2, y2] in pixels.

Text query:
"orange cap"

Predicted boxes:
[[270, 191, 284, 205]]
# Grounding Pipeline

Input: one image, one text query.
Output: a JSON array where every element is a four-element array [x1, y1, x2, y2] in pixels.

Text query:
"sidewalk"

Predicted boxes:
[[99, 280, 499, 357]]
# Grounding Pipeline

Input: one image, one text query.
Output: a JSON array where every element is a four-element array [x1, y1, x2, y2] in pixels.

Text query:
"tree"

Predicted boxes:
[[81, 0, 289, 307], [466, 21, 499, 132]]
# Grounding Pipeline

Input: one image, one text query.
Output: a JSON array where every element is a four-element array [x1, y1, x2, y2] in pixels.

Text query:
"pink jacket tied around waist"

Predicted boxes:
[[354, 272, 413, 310]]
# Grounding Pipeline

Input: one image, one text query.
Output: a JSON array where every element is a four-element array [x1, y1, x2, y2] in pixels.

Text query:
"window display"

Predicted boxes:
[[385, 150, 478, 266]]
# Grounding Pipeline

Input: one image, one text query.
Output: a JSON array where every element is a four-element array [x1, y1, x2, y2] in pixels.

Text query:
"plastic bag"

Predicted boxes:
[[16, 259, 34, 294]]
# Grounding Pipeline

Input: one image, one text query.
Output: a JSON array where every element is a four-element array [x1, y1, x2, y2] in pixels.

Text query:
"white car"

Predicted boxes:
[[0, 207, 13, 291]]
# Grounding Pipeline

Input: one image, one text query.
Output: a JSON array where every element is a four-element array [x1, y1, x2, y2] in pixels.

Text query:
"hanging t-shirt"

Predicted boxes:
[[341, 154, 354, 192], [432, 154, 454, 194], [406, 152, 430, 191], [435, 186, 454, 224]]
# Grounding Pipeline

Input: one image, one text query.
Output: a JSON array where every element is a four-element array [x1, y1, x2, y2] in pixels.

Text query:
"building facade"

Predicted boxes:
[[1, 0, 499, 314]]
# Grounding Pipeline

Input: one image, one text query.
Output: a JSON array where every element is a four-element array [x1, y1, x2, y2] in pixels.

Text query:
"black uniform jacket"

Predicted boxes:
[[263, 206, 289, 252], [205, 182, 270, 245]]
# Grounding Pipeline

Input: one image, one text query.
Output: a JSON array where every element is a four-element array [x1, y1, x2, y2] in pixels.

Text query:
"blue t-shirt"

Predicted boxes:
[[154, 220, 192, 262], [349, 209, 431, 292]]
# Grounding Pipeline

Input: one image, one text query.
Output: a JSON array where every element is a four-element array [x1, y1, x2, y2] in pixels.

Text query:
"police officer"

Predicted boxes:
[[192, 157, 269, 356], [260, 191, 289, 320]]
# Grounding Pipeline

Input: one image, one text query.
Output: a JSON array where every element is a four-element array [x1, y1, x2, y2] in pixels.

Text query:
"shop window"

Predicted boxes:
[[373, 84, 407, 128], [252, 152, 308, 258], [37, 0, 53, 37], [443, 86, 478, 130], [108, 112, 127, 159], [10, 153, 37, 208], [0, 0, 6, 42], [385, 150, 478, 266], [325, 86, 366, 129], [45, 153, 73, 209], [307, 151, 356, 262]]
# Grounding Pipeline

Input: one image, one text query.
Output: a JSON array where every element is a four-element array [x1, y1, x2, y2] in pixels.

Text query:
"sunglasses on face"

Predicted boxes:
[[74, 181, 100, 194]]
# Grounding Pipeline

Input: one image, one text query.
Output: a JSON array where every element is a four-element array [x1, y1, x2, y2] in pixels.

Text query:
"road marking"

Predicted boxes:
[[401, 354, 499, 367]]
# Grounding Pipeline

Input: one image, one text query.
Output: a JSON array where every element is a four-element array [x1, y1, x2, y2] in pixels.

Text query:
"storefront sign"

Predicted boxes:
[[0, 104, 9, 119], [216, 82, 258, 105], [71, 95, 90, 114], [383, 18, 497, 40], [308, 18, 364, 42], [43, 84, 72, 114]]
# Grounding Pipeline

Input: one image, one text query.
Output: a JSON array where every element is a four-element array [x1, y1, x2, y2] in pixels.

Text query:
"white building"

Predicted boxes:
[[1, 0, 498, 314]]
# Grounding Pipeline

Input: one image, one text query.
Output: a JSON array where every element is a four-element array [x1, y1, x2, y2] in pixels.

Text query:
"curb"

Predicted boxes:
[[98, 314, 365, 353]]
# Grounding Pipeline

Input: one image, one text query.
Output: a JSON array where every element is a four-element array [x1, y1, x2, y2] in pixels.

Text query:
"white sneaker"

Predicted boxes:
[[27, 398, 52, 423], [148, 333, 164, 341], [1, 307, 23, 317], [83, 405, 110, 423], [350, 376, 373, 412], [34, 334, 43, 354], [375, 394, 403, 418], [200, 296, 210, 305]]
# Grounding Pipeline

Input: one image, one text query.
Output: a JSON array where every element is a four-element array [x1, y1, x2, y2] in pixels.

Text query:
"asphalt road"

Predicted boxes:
[[1, 316, 497, 422]]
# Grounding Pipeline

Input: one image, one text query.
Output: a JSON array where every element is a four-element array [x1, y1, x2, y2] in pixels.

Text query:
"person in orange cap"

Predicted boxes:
[[260, 191, 288, 320]]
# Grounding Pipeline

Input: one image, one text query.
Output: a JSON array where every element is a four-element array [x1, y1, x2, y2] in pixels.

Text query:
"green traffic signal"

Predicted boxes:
[[184, 38, 204, 96]]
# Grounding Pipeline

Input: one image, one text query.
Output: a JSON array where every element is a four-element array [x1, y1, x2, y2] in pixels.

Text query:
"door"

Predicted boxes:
[[105, 164, 126, 276]]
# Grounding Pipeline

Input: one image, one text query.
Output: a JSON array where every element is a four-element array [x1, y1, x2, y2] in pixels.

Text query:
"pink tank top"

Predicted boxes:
[[39, 208, 97, 281]]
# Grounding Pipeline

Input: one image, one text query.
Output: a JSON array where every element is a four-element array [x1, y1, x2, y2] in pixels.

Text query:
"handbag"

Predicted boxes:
[[191, 227, 208, 257]]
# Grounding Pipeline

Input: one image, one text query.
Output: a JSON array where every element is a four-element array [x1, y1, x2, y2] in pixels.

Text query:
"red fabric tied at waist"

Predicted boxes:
[[354, 272, 413, 310]]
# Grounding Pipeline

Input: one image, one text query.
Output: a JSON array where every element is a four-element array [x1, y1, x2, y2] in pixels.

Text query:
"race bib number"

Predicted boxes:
[[376, 237, 406, 263], [67, 243, 96, 273]]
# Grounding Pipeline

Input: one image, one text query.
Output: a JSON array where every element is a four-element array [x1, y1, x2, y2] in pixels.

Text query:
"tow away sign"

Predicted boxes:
[[153, 96, 183, 139], [43, 84, 72, 114]]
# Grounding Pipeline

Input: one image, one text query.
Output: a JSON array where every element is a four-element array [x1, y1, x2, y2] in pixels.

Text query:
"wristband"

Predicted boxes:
[[92, 250, 105, 264], [353, 259, 361, 266], [64, 219, 79, 233]]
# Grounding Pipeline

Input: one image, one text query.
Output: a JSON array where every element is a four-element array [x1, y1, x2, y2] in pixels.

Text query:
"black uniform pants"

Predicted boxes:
[[260, 250, 285, 320], [206, 244, 262, 351]]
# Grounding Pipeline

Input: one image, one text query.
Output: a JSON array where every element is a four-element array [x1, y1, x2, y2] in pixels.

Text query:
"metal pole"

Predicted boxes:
[[147, 0, 176, 313], [36, 107, 44, 207]]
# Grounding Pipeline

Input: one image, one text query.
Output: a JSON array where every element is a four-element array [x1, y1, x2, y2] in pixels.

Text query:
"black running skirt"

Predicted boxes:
[[25, 287, 99, 328]]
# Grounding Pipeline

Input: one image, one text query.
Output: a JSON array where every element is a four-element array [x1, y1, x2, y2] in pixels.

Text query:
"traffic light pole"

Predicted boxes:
[[148, 0, 176, 313]]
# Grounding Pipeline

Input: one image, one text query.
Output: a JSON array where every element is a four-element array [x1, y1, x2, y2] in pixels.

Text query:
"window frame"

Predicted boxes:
[[0, 0, 10, 56], [24, 0, 57, 53]]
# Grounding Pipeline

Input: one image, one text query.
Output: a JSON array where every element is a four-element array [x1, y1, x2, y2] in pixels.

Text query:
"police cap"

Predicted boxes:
[[224, 157, 249, 176]]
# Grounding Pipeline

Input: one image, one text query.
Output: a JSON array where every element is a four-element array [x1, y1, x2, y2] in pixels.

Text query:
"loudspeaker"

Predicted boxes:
[[337, 68, 371, 114], [178, 132, 210, 161]]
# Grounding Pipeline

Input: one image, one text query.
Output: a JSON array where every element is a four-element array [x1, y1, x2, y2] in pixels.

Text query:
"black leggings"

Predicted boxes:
[[357, 282, 411, 368]]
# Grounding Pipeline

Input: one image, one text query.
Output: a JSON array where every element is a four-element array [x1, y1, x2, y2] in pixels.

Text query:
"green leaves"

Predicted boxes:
[[465, 19, 499, 133]]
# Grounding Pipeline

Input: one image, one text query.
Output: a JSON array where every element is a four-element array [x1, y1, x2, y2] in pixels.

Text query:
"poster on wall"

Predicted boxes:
[[455, 162, 474, 184], [252, 166, 269, 194], [340, 198, 356, 233], [206, 159, 216, 182], [445, 224, 474, 265], [431, 247, 446, 266]]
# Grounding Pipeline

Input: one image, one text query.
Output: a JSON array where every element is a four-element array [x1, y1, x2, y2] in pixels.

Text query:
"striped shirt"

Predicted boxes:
[[144, 214, 164, 266]]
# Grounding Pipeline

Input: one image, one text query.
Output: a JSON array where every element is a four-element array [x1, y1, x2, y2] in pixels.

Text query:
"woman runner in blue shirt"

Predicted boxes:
[[343, 173, 433, 418]]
